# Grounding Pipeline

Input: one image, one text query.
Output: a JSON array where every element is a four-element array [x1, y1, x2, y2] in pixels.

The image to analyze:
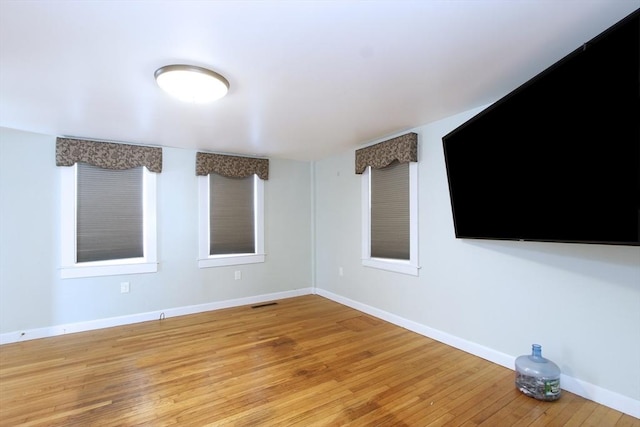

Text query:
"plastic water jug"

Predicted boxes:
[[515, 344, 561, 401]]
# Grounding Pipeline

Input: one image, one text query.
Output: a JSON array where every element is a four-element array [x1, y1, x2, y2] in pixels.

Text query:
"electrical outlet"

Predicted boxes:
[[234, 271, 241, 280], [120, 282, 130, 293], [339, 267, 344, 277]]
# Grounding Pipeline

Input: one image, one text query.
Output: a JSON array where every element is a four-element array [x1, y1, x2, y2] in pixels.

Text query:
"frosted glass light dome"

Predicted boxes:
[[154, 65, 229, 103]]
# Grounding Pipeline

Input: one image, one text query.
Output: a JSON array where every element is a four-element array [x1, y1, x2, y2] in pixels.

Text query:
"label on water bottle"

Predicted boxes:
[[544, 379, 560, 396]]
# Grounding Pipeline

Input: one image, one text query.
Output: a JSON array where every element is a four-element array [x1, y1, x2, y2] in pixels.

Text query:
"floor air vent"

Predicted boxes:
[[251, 302, 278, 309]]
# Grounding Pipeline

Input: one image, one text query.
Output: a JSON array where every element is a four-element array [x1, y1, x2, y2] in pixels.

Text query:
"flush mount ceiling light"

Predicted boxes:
[[154, 64, 229, 103]]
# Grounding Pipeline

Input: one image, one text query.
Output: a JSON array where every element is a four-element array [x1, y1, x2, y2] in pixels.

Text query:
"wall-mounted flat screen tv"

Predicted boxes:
[[442, 9, 639, 246]]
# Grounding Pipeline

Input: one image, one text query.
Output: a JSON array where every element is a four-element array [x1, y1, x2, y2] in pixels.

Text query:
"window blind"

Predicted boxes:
[[370, 161, 410, 260], [209, 174, 255, 255], [76, 163, 143, 262]]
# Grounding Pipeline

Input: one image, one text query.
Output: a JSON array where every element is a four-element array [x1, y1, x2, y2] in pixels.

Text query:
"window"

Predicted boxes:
[[198, 173, 265, 268], [60, 163, 158, 279], [77, 163, 143, 262], [362, 161, 418, 275], [357, 133, 419, 276], [371, 161, 410, 259], [209, 174, 255, 255], [57, 137, 161, 279]]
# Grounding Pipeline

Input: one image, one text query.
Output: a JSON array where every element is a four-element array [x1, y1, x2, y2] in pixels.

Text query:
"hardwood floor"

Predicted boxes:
[[1, 295, 637, 426]]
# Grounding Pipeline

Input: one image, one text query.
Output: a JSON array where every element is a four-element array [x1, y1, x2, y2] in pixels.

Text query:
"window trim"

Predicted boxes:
[[198, 174, 265, 268], [60, 164, 158, 279], [361, 162, 419, 276]]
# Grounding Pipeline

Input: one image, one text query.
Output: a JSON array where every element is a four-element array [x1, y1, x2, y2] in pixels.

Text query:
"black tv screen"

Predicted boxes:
[[442, 8, 640, 246]]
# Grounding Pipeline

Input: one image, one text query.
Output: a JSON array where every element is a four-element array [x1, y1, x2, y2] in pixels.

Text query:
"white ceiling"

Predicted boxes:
[[1, 1, 638, 161]]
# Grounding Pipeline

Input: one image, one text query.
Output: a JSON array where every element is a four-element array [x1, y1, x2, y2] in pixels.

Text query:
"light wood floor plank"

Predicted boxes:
[[1, 295, 637, 426]]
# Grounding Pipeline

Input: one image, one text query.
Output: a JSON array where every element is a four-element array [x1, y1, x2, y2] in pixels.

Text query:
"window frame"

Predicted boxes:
[[361, 162, 419, 276], [198, 174, 265, 268], [60, 164, 158, 279]]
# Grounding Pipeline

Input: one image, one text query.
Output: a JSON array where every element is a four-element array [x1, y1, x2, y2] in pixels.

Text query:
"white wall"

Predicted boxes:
[[313, 107, 640, 412], [0, 127, 312, 333]]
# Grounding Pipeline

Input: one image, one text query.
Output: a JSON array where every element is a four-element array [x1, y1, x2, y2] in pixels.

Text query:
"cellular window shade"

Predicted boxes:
[[209, 174, 255, 255], [371, 161, 410, 260], [76, 163, 143, 262]]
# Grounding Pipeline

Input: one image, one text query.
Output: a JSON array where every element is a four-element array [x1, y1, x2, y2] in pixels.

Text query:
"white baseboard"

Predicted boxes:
[[315, 288, 640, 420], [0, 287, 314, 346]]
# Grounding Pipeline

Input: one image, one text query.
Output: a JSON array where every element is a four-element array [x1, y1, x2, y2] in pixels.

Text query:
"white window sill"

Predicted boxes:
[[198, 253, 266, 268], [362, 258, 420, 276], [60, 261, 158, 279]]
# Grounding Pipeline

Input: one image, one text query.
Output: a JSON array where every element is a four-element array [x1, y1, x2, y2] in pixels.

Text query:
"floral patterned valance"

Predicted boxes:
[[196, 152, 269, 180], [355, 132, 418, 174], [56, 137, 163, 173]]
